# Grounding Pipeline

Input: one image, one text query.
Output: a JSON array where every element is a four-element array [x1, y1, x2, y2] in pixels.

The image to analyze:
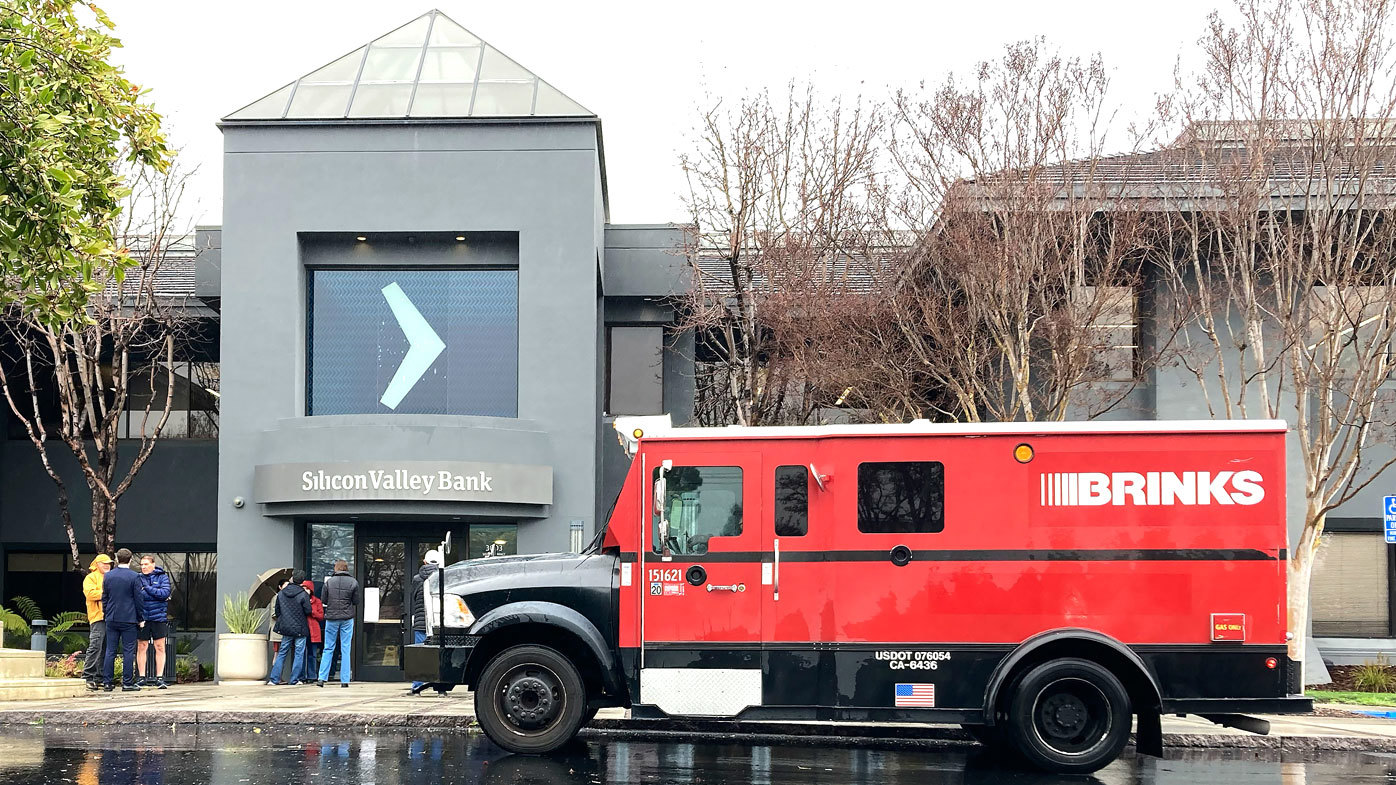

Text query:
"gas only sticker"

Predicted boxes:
[[875, 650, 952, 671]]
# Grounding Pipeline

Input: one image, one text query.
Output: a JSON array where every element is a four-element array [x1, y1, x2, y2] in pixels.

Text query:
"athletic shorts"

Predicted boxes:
[[138, 620, 169, 641]]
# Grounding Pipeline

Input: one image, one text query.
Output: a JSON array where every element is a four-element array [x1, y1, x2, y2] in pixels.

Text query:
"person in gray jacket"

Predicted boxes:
[[317, 560, 360, 687]]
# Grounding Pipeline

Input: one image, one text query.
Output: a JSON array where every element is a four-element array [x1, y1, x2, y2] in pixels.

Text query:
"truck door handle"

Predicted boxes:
[[706, 583, 746, 593]]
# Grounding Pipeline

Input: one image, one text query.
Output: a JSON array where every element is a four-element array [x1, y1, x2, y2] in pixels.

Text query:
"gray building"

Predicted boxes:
[[213, 10, 690, 679]]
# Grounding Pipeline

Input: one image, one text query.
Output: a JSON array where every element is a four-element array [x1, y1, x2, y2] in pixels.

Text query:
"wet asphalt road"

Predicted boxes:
[[0, 726, 1392, 785]]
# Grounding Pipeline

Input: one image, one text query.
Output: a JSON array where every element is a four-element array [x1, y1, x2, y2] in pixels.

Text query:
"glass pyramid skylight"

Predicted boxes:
[[226, 10, 592, 121]]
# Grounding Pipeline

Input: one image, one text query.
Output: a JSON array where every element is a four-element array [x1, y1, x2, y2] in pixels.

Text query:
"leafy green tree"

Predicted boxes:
[[0, 0, 169, 323]]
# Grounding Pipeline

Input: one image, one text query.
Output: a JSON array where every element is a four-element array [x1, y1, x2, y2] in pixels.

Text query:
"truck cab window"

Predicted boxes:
[[856, 461, 945, 533], [653, 466, 743, 555], [774, 465, 809, 537]]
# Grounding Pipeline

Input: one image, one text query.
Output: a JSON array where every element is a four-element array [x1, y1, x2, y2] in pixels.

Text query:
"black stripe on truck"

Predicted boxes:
[[620, 548, 1280, 563]]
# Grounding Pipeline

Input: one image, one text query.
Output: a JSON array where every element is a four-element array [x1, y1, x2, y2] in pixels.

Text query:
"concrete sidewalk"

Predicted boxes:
[[0, 681, 1393, 752]]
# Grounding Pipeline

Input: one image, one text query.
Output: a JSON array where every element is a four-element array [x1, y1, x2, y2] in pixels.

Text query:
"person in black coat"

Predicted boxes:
[[102, 548, 146, 691], [267, 570, 313, 685], [409, 550, 443, 693]]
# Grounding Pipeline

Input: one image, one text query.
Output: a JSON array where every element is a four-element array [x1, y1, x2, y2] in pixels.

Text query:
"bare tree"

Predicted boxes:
[[1155, 0, 1396, 663], [869, 40, 1167, 423], [680, 83, 893, 426], [0, 158, 200, 562]]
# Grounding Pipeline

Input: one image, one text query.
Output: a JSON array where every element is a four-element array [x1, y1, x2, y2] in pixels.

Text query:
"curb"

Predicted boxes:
[[0, 710, 1392, 753]]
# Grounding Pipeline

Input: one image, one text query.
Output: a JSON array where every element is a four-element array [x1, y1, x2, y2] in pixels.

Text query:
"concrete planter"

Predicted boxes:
[[216, 634, 269, 683]]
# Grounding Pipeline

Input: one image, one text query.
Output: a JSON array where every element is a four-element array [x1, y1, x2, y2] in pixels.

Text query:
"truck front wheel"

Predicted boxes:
[[1005, 658, 1131, 774], [475, 645, 588, 754]]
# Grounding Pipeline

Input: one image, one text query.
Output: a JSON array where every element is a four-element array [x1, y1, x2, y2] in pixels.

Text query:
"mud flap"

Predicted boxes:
[[1135, 710, 1163, 757]]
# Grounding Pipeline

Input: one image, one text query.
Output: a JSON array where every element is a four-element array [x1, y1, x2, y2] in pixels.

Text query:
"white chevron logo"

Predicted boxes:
[[379, 282, 445, 409]]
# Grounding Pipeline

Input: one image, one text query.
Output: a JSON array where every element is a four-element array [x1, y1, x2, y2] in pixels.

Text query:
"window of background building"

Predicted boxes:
[[118, 361, 220, 438], [774, 465, 809, 537], [3, 550, 217, 631], [1078, 285, 1139, 383], [606, 325, 664, 415], [307, 268, 519, 416], [856, 461, 945, 533], [1311, 532, 1390, 637]]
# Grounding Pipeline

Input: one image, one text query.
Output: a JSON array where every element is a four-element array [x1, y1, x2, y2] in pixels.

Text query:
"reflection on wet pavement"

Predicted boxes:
[[0, 726, 1393, 784]]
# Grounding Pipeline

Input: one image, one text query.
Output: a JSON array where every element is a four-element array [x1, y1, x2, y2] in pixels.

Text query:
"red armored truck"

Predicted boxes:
[[408, 418, 1311, 774]]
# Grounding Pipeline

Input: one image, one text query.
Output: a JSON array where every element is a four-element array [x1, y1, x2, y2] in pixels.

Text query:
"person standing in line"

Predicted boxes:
[[136, 555, 172, 689], [317, 559, 359, 688], [267, 570, 312, 685], [299, 579, 324, 685], [81, 554, 112, 691], [409, 550, 443, 694], [101, 548, 145, 692]]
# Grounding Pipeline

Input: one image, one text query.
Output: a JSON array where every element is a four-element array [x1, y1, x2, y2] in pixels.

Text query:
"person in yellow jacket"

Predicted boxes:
[[81, 554, 112, 690]]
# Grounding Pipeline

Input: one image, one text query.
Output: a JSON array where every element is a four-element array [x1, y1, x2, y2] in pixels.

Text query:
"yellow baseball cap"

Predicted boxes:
[[89, 554, 113, 569]]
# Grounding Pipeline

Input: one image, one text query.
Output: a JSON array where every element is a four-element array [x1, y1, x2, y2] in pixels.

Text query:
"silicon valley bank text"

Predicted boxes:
[[300, 468, 495, 494]]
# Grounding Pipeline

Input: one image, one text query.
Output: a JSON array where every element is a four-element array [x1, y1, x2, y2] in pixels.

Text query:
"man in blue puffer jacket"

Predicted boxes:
[[137, 555, 173, 689]]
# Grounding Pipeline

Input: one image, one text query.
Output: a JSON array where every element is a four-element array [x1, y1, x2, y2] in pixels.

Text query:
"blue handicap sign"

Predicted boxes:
[[1385, 496, 1396, 543]]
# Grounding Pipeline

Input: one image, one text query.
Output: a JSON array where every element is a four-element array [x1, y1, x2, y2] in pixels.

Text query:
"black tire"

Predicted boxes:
[[1004, 658, 1131, 775], [474, 645, 587, 754]]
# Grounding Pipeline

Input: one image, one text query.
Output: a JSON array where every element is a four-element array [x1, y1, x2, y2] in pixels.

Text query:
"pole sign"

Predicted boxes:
[[1385, 496, 1396, 544]]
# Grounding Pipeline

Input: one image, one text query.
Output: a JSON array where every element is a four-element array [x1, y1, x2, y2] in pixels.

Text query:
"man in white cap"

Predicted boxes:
[[409, 549, 444, 693]]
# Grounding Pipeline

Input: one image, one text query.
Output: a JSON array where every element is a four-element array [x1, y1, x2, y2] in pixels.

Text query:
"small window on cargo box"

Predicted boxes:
[[857, 462, 945, 533], [652, 466, 743, 555], [774, 465, 809, 537]]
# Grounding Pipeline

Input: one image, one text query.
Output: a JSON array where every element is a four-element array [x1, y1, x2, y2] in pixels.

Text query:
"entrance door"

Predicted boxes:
[[354, 531, 469, 681], [640, 451, 764, 716], [357, 538, 408, 681]]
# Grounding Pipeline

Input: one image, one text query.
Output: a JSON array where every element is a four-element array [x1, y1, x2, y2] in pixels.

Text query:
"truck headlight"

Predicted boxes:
[[426, 592, 475, 633], [444, 593, 475, 628]]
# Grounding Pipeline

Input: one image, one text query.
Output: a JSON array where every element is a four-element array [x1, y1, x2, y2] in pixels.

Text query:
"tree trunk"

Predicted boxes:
[[91, 499, 118, 558], [1286, 505, 1325, 667]]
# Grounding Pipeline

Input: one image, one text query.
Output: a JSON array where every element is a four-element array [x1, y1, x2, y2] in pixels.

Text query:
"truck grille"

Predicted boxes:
[[426, 633, 479, 647]]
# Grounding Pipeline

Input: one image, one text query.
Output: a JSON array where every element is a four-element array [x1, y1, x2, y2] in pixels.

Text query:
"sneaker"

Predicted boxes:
[[156, 679, 168, 690], [341, 682, 349, 688], [316, 680, 325, 687], [121, 684, 141, 692], [266, 680, 279, 686], [86, 681, 99, 691]]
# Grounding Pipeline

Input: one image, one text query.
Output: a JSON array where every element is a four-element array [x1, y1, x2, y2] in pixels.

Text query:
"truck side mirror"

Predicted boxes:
[[654, 464, 671, 558]]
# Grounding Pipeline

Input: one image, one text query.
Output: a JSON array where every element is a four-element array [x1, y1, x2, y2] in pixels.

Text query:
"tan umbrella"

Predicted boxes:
[[248, 567, 293, 609]]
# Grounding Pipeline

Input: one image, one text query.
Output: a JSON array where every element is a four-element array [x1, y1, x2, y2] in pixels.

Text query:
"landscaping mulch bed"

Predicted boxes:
[[1312, 665, 1371, 692]]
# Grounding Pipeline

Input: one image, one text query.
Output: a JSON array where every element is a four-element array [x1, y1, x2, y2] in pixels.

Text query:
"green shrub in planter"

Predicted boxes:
[[222, 593, 268, 635]]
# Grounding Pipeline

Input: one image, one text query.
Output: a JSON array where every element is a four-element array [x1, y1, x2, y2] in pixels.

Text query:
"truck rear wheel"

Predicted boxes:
[[475, 645, 587, 754], [1005, 658, 1131, 774]]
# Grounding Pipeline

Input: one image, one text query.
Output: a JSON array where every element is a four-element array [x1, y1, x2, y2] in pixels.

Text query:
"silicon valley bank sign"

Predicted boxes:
[[252, 461, 552, 506]]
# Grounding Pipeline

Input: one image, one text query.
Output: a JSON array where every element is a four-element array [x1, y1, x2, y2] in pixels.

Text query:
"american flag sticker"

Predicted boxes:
[[894, 683, 936, 707]]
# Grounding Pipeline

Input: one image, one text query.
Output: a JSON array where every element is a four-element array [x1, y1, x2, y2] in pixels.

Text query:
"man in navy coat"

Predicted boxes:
[[102, 548, 146, 691]]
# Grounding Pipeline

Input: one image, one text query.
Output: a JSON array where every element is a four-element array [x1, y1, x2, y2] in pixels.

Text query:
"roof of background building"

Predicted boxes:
[[105, 234, 202, 299], [224, 9, 592, 122]]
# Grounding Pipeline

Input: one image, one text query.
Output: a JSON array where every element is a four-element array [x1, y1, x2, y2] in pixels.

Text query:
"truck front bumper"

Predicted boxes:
[[404, 639, 478, 686]]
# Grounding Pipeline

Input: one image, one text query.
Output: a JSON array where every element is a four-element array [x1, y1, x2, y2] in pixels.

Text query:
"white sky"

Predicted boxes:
[[102, 0, 1227, 229]]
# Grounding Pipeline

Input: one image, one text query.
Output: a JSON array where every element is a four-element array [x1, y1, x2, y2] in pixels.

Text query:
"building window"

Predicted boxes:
[[857, 462, 945, 534], [1312, 532, 1390, 638], [307, 523, 356, 583], [468, 525, 518, 559], [3, 551, 217, 632], [606, 326, 664, 415], [1078, 285, 1138, 382], [653, 466, 743, 555], [774, 465, 809, 537], [117, 362, 220, 439], [307, 268, 519, 416]]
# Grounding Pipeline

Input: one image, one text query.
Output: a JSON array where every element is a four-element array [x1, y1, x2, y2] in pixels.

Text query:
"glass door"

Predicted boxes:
[[357, 539, 408, 681]]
